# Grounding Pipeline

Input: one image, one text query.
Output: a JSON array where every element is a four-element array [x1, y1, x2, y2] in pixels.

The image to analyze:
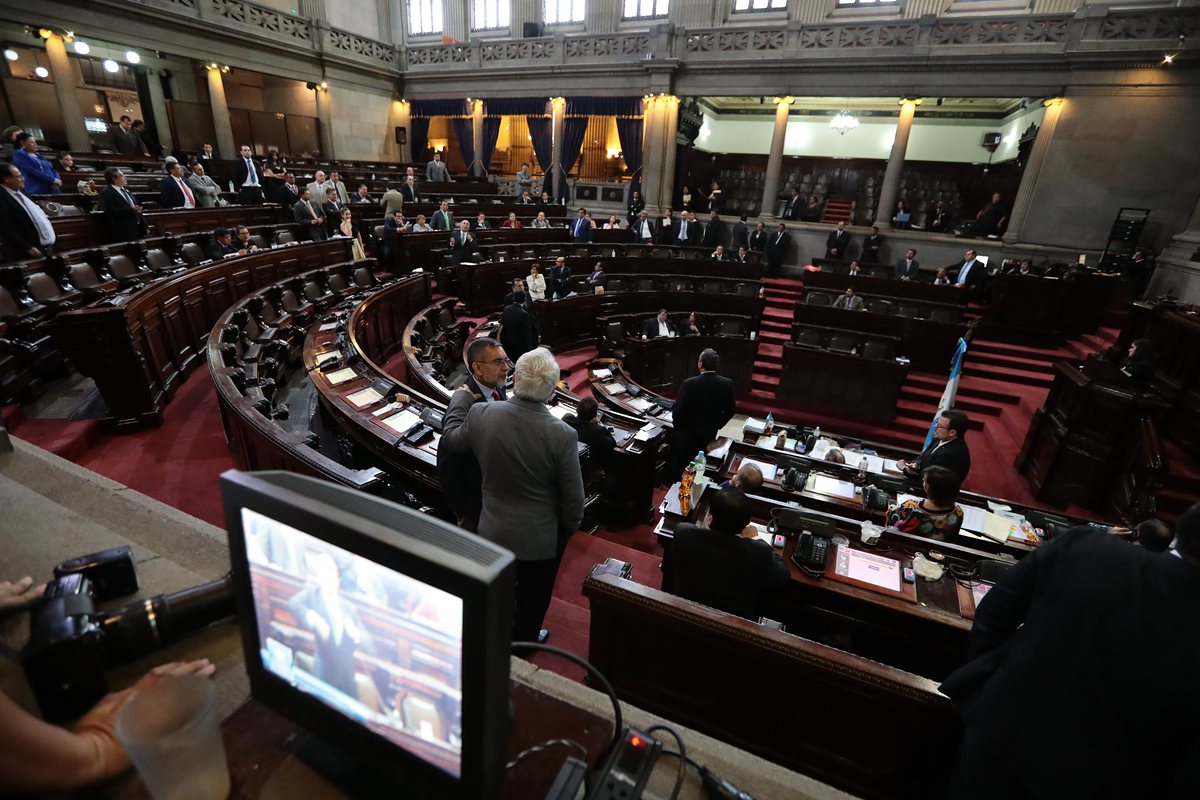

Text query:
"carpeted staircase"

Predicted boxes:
[[820, 198, 854, 225]]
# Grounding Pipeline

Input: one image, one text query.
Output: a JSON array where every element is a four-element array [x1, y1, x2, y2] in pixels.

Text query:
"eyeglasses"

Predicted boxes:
[[473, 358, 509, 367]]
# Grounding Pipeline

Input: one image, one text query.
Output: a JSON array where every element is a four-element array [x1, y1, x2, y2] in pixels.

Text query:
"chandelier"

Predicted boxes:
[[829, 109, 859, 135]]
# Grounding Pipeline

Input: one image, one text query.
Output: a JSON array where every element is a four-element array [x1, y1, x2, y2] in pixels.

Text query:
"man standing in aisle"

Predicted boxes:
[[766, 222, 791, 278], [426, 151, 452, 183], [441, 348, 584, 644], [669, 348, 735, 480], [232, 145, 265, 205]]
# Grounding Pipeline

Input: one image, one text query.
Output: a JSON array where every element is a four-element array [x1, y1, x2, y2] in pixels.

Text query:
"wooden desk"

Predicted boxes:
[[779, 344, 908, 422], [119, 687, 610, 800], [793, 303, 967, 373], [618, 335, 757, 395], [804, 268, 966, 306], [983, 272, 1125, 344]]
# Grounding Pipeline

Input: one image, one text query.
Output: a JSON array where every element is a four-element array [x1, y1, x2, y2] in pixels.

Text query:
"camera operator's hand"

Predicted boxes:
[[0, 659, 214, 793], [0, 575, 45, 613]]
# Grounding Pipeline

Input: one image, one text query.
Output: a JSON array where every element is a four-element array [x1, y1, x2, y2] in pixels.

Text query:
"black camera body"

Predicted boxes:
[[23, 551, 235, 721]]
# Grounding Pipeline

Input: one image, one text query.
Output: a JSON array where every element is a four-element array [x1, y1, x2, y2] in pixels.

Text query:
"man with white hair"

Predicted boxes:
[[440, 347, 584, 644]]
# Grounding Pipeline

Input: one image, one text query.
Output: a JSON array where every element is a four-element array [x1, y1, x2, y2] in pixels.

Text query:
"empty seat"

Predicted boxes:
[[436, 307, 455, 329], [180, 243, 204, 264], [668, 279, 692, 293], [805, 292, 833, 307], [718, 319, 742, 336], [893, 303, 919, 318], [861, 340, 893, 360], [67, 263, 118, 294], [866, 299, 893, 316], [144, 248, 174, 271], [828, 333, 859, 354], [699, 280, 722, 294], [634, 278, 654, 292], [250, 235, 268, 249], [352, 267, 375, 288], [734, 283, 757, 297], [326, 272, 350, 294], [26, 273, 79, 307], [605, 276, 624, 292], [929, 307, 958, 324], [275, 230, 296, 245], [794, 328, 824, 348]]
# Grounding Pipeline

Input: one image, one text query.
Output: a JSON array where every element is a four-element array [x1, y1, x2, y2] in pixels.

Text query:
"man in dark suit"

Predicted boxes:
[[953, 248, 984, 289], [894, 248, 920, 281], [928, 200, 950, 233], [0, 163, 56, 258], [670, 348, 736, 479], [733, 245, 753, 264], [96, 167, 147, 243], [231, 145, 265, 205], [709, 245, 729, 262], [499, 291, 537, 362], [321, 188, 345, 237], [640, 309, 678, 339], [399, 175, 420, 202], [272, 172, 301, 210], [440, 347, 583, 644], [286, 551, 375, 698], [655, 211, 677, 245], [824, 221, 850, 259], [662, 488, 789, 620], [110, 115, 149, 156], [861, 225, 883, 264], [158, 162, 196, 209], [701, 210, 726, 249], [626, 190, 645, 226], [436, 337, 508, 531], [292, 188, 327, 241], [571, 207, 593, 243], [730, 215, 750, 251], [833, 287, 864, 312], [632, 211, 656, 244], [675, 212, 700, 247], [940, 507, 1200, 799], [781, 190, 803, 221], [205, 227, 239, 260], [749, 222, 768, 254], [585, 262, 608, 292], [549, 257, 572, 299], [899, 409, 971, 483], [765, 223, 791, 278], [432, 201, 454, 231], [565, 396, 616, 471], [449, 220, 478, 264]]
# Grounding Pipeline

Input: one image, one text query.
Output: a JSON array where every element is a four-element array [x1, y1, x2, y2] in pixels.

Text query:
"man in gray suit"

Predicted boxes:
[[426, 151, 452, 183], [440, 347, 584, 643], [187, 163, 222, 208]]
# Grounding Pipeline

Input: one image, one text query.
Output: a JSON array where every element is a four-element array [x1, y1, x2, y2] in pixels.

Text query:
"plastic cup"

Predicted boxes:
[[116, 675, 230, 800]]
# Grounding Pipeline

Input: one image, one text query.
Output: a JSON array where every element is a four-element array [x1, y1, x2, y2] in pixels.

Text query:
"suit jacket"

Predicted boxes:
[[586, 270, 608, 290], [655, 219, 677, 245], [13, 149, 59, 195], [431, 209, 454, 231], [205, 239, 239, 260], [833, 295, 864, 312], [766, 230, 791, 264], [0, 188, 49, 256], [731, 221, 750, 251], [928, 207, 949, 232], [912, 437, 970, 482], [110, 125, 146, 155], [640, 317, 678, 339], [232, 157, 263, 189], [399, 183, 420, 202], [499, 302, 536, 361], [380, 189, 405, 217], [749, 231, 768, 253], [440, 392, 584, 560], [663, 523, 790, 619], [273, 181, 301, 209], [675, 218, 700, 246], [825, 230, 850, 258], [549, 266, 573, 299], [861, 234, 883, 263], [322, 180, 349, 204], [781, 195, 803, 220], [894, 258, 921, 280], [292, 199, 328, 241], [632, 217, 656, 241], [322, 200, 345, 234], [672, 371, 735, 442], [940, 528, 1200, 799], [701, 219, 726, 248], [570, 216, 593, 243], [449, 229, 477, 262], [569, 417, 616, 469], [96, 186, 147, 243], [187, 174, 222, 208], [436, 379, 506, 523], [955, 259, 984, 288], [426, 160, 451, 182], [158, 175, 195, 209]]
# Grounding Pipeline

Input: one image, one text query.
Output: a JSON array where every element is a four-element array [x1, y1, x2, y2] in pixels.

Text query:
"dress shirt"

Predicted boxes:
[[638, 219, 653, 240], [175, 176, 195, 208], [5, 187, 56, 246], [678, 220, 689, 241], [958, 259, 977, 285], [241, 158, 259, 186], [658, 321, 675, 338], [573, 218, 587, 237]]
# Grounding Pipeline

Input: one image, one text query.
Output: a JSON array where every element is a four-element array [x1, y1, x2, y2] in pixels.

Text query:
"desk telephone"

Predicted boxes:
[[768, 508, 836, 577]]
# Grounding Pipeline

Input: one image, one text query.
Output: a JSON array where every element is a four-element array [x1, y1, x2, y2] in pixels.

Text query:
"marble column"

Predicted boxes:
[[205, 65, 237, 160], [471, 98, 485, 176], [640, 97, 664, 216], [315, 85, 335, 160], [658, 96, 680, 212], [877, 98, 919, 230], [43, 35, 90, 152], [1003, 97, 1065, 245], [1146, 186, 1200, 301], [760, 96, 792, 219], [142, 69, 175, 155], [445, 0, 469, 41], [550, 97, 565, 202]]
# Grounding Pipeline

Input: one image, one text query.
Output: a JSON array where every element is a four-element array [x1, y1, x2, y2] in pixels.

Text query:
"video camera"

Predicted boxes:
[[21, 545, 236, 721]]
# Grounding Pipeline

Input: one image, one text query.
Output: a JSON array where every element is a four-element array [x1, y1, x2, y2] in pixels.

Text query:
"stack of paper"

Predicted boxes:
[[592, 368, 613, 380], [813, 474, 855, 499], [547, 405, 570, 420], [381, 409, 420, 435], [602, 383, 626, 395], [324, 368, 357, 386]]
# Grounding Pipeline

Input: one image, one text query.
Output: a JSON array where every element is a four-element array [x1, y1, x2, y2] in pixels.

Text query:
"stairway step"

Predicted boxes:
[[754, 360, 782, 375], [763, 306, 792, 320], [966, 351, 1059, 374], [961, 364, 1056, 389], [970, 339, 1075, 362], [899, 385, 1005, 417], [756, 343, 783, 359], [759, 331, 789, 345]]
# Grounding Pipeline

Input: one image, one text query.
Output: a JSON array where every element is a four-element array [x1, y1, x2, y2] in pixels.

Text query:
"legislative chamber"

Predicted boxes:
[[1, 2, 1199, 798]]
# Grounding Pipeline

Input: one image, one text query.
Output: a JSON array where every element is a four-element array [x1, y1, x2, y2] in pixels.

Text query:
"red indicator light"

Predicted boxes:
[[630, 735, 645, 748]]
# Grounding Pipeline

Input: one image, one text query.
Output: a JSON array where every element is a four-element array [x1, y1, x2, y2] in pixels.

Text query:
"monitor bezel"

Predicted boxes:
[[221, 470, 514, 800]]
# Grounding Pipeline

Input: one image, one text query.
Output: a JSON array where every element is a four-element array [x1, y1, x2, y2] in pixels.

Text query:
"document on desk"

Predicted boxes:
[[547, 405, 570, 420], [627, 397, 654, 412], [324, 367, 358, 386], [314, 351, 340, 367], [633, 422, 660, 442], [592, 368, 613, 380], [834, 545, 902, 592], [813, 474, 856, 499], [381, 409, 420, 435], [601, 382, 626, 395], [961, 506, 1020, 543], [750, 522, 772, 545], [740, 458, 779, 481], [345, 387, 383, 408]]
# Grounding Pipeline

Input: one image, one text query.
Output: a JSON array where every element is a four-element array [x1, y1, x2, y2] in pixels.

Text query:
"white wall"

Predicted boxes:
[[326, 0, 380, 38], [328, 84, 393, 160], [696, 104, 1046, 164]]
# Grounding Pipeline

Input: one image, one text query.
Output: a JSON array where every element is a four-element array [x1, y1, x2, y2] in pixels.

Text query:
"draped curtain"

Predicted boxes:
[[409, 118, 431, 162], [557, 117, 588, 204], [615, 117, 644, 201], [526, 116, 553, 196], [566, 97, 643, 117], [479, 117, 502, 172], [452, 117, 475, 175]]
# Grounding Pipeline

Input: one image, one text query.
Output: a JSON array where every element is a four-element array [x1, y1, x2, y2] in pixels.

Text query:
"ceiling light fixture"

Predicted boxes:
[[3, 49, 17, 61], [126, 50, 140, 64], [829, 109, 859, 135], [73, 41, 89, 55], [103, 59, 118, 73], [34, 65, 49, 78]]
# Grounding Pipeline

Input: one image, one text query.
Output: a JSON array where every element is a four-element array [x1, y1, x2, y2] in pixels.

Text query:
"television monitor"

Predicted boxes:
[[221, 470, 515, 799]]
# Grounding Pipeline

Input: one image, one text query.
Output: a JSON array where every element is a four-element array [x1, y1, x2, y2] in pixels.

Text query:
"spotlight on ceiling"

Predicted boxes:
[[103, 59, 118, 73], [34, 65, 49, 78], [126, 50, 140, 64], [3, 49, 17, 61], [73, 41, 89, 55]]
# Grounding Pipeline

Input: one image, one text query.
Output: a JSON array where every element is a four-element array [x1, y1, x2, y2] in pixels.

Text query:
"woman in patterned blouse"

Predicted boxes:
[[886, 465, 965, 540]]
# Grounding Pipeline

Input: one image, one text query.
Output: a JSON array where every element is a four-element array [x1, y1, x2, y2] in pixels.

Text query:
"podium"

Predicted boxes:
[[1016, 358, 1169, 512]]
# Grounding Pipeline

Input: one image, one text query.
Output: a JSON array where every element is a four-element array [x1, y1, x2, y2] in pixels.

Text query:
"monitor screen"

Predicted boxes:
[[242, 508, 465, 778]]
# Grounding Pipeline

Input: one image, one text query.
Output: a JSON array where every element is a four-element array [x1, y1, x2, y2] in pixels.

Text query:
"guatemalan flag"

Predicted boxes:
[[924, 337, 970, 450]]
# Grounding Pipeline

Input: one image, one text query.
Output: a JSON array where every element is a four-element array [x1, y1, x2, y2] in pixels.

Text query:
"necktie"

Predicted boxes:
[[680, 222, 687, 238], [178, 178, 194, 207], [776, 234, 783, 244], [492, 389, 501, 401], [246, 159, 258, 185], [119, 188, 134, 206], [575, 219, 582, 236]]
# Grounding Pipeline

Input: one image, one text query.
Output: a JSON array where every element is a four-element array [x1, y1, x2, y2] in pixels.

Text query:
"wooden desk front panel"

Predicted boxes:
[[804, 269, 965, 305], [779, 344, 907, 422], [794, 304, 965, 373], [537, 293, 764, 351], [622, 335, 757, 395]]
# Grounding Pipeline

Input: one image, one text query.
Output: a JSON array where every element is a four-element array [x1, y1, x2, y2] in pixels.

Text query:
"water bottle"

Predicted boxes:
[[694, 450, 707, 476], [765, 412, 774, 435], [813, 426, 821, 441], [857, 456, 869, 486]]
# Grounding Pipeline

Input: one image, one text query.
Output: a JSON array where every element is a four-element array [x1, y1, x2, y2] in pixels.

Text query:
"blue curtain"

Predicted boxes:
[[485, 98, 548, 116], [526, 116, 553, 197], [615, 117, 644, 201], [480, 117, 502, 172], [566, 97, 643, 117], [452, 117, 475, 175], [410, 118, 431, 162], [557, 118, 588, 203], [411, 99, 469, 118]]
